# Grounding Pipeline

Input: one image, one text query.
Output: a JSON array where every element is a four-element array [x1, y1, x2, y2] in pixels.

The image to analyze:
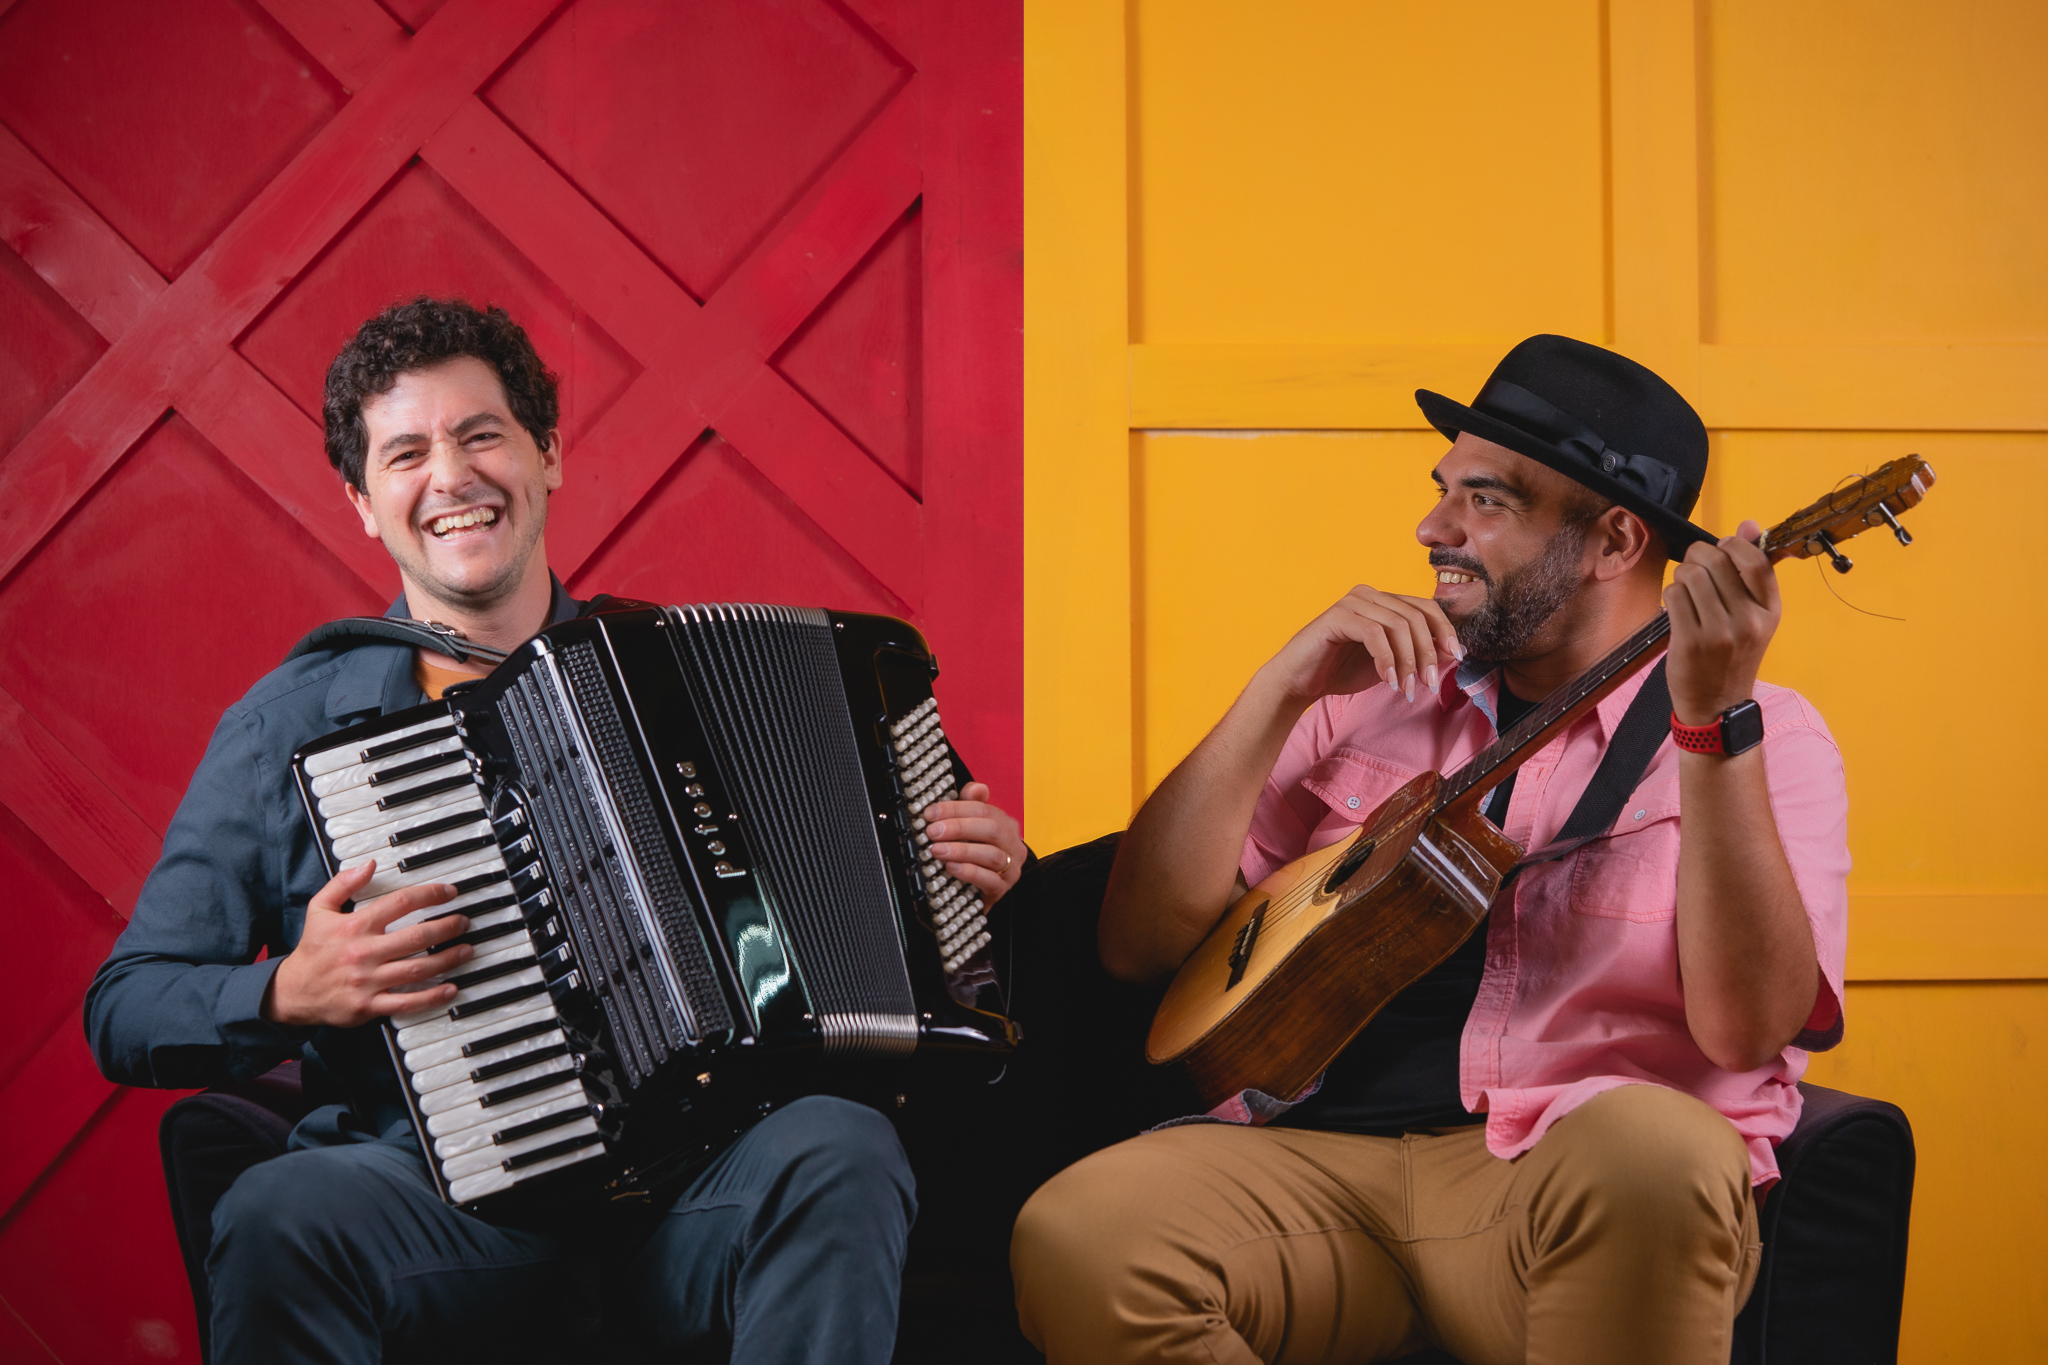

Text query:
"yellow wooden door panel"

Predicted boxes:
[[1715, 430, 2047, 896], [1805, 982, 2048, 1362], [1136, 430, 1443, 794], [1705, 0, 2048, 343], [1130, 0, 1606, 345]]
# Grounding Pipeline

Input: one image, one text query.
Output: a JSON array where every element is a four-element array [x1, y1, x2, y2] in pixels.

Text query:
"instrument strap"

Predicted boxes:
[[281, 595, 639, 666], [1499, 656, 1672, 889], [283, 617, 509, 665]]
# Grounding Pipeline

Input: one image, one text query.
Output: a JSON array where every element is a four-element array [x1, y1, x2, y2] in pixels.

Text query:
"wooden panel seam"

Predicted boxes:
[[1846, 895, 2048, 982], [0, 0, 561, 584], [1129, 343, 1497, 430], [0, 120, 393, 596], [1021, 0, 1133, 848], [420, 91, 926, 599], [0, 683, 158, 916], [0, 1019, 118, 1223], [1128, 342, 2048, 432]]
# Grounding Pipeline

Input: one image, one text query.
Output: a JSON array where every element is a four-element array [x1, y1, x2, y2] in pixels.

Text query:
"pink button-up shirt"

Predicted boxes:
[[1240, 662, 1850, 1187]]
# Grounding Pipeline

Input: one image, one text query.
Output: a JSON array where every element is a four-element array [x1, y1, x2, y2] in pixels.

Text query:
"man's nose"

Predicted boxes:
[[425, 438, 477, 491], [1416, 499, 1461, 549]]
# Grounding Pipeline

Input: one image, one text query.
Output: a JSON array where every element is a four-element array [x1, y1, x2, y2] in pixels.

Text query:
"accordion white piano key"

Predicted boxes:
[[415, 1052, 575, 1117], [317, 759, 475, 819], [321, 787, 481, 840], [392, 879, 525, 929], [339, 819, 497, 876], [384, 946, 532, 1013], [432, 1091, 589, 1160], [447, 1139, 608, 1205], [354, 845, 505, 903], [393, 986, 561, 1055], [308, 735, 466, 798], [388, 900, 521, 941], [329, 803, 489, 860], [337, 819, 492, 871], [415, 937, 536, 989], [400, 1001, 558, 1069], [301, 716, 459, 778], [409, 1027, 566, 1095], [392, 964, 544, 1031], [427, 1077, 587, 1139], [439, 1116, 602, 1183]]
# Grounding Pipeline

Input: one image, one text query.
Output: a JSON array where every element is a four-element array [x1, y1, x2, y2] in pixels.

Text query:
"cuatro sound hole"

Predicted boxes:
[[1321, 837, 1377, 895]]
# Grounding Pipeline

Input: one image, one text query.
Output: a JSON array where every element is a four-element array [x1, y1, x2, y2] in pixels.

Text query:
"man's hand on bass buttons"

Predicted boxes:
[[922, 783, 1026, 905], [263, 861, 472, 1029]]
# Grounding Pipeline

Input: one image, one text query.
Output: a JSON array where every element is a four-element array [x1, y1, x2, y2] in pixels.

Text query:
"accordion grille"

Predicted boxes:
[[553, 642, 733, 1043], [667, 604, 918, 1055], [496, 645, 731, 1088]]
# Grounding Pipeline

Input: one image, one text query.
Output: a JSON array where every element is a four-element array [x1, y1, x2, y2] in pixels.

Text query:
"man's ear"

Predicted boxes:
[[1591, 504, 1656, 582], [540, 430, 564, 494], [343, 480, 381, 538]]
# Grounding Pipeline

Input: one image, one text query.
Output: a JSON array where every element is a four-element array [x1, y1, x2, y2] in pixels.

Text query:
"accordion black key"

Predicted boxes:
[[292, 601, 1015, 1218]]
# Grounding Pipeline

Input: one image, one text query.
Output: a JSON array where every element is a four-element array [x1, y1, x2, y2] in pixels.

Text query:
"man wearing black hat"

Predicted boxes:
[[1010, 336, 1849, 1364]]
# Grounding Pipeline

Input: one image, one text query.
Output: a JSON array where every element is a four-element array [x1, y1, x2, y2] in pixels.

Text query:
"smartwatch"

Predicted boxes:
[[1670, 700, 1764, 757]]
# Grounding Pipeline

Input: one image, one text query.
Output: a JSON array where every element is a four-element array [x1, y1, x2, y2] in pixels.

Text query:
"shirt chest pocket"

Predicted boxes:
[[1566, 781, 1681, 921], [1300, 749, 1421, 828]]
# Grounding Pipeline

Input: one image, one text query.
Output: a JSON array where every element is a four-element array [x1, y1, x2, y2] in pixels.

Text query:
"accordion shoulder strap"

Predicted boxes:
[[281, 594, 646, 667], [283, 617, 508, 665]]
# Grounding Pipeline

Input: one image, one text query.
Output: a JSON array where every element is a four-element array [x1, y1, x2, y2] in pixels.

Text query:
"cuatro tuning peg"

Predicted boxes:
[[1811, 531, 1854, 574], [1875, 504, 1913, 547]]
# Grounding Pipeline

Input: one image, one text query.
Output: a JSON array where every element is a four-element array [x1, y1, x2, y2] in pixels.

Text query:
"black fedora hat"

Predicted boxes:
[[1415, 335, 1715, 554]]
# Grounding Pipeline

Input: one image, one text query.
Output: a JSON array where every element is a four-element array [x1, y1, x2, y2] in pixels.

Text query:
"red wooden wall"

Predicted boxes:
[[0, 0, 1020, 1357]]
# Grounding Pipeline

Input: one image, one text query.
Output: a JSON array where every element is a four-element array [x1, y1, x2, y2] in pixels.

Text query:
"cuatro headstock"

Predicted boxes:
[[1757, 454, 1936, 573]]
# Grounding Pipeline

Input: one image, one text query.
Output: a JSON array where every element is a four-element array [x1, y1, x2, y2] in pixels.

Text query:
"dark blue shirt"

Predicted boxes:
[[84, 584, 582, 1143]]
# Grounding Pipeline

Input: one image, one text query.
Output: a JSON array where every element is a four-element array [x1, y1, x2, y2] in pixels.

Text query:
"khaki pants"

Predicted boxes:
[[1011, 1084, 1760, 1365]]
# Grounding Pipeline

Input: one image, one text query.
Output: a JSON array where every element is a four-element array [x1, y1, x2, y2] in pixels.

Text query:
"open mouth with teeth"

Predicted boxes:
[[1436, 570, 1483, 586], [427, 507, 499, 539]]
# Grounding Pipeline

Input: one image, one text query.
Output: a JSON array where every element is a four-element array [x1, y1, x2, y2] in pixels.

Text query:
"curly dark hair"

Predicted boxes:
[[322, 297, 560, 490]]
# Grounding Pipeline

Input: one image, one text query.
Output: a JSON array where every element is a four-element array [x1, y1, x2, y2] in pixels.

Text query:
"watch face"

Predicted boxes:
[[1722, 700, 1765, 756]]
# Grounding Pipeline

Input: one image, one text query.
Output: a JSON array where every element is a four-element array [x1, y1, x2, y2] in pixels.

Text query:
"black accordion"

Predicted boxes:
[[292, 601, 1015, 1219]]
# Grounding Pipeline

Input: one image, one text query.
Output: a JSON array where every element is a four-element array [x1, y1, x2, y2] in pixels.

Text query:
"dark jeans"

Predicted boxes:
[[205, 1095, 915, 1365]]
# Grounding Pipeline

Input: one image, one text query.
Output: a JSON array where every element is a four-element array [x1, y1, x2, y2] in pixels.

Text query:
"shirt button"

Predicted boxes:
[[1346, 796, 1361, 809], [1633, 809, 1647, 821]]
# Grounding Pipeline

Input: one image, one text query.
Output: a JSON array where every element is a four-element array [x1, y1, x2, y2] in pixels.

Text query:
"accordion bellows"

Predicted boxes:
[[293, 601, 1014, 1217]]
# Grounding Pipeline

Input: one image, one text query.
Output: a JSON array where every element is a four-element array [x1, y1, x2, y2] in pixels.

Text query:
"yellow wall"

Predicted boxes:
[[1026, 1, 2048, 1357]]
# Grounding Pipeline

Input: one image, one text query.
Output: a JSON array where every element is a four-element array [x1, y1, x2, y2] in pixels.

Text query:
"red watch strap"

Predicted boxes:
[[1669, 711, 1724, 754]]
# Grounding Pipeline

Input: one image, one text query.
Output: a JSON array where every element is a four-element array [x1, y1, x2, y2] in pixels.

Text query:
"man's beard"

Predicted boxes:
[[1434, 522, 1588, 665]]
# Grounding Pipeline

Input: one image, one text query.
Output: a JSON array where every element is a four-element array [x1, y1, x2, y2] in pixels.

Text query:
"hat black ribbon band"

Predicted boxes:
[[1474, 378, 1696, 513]]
